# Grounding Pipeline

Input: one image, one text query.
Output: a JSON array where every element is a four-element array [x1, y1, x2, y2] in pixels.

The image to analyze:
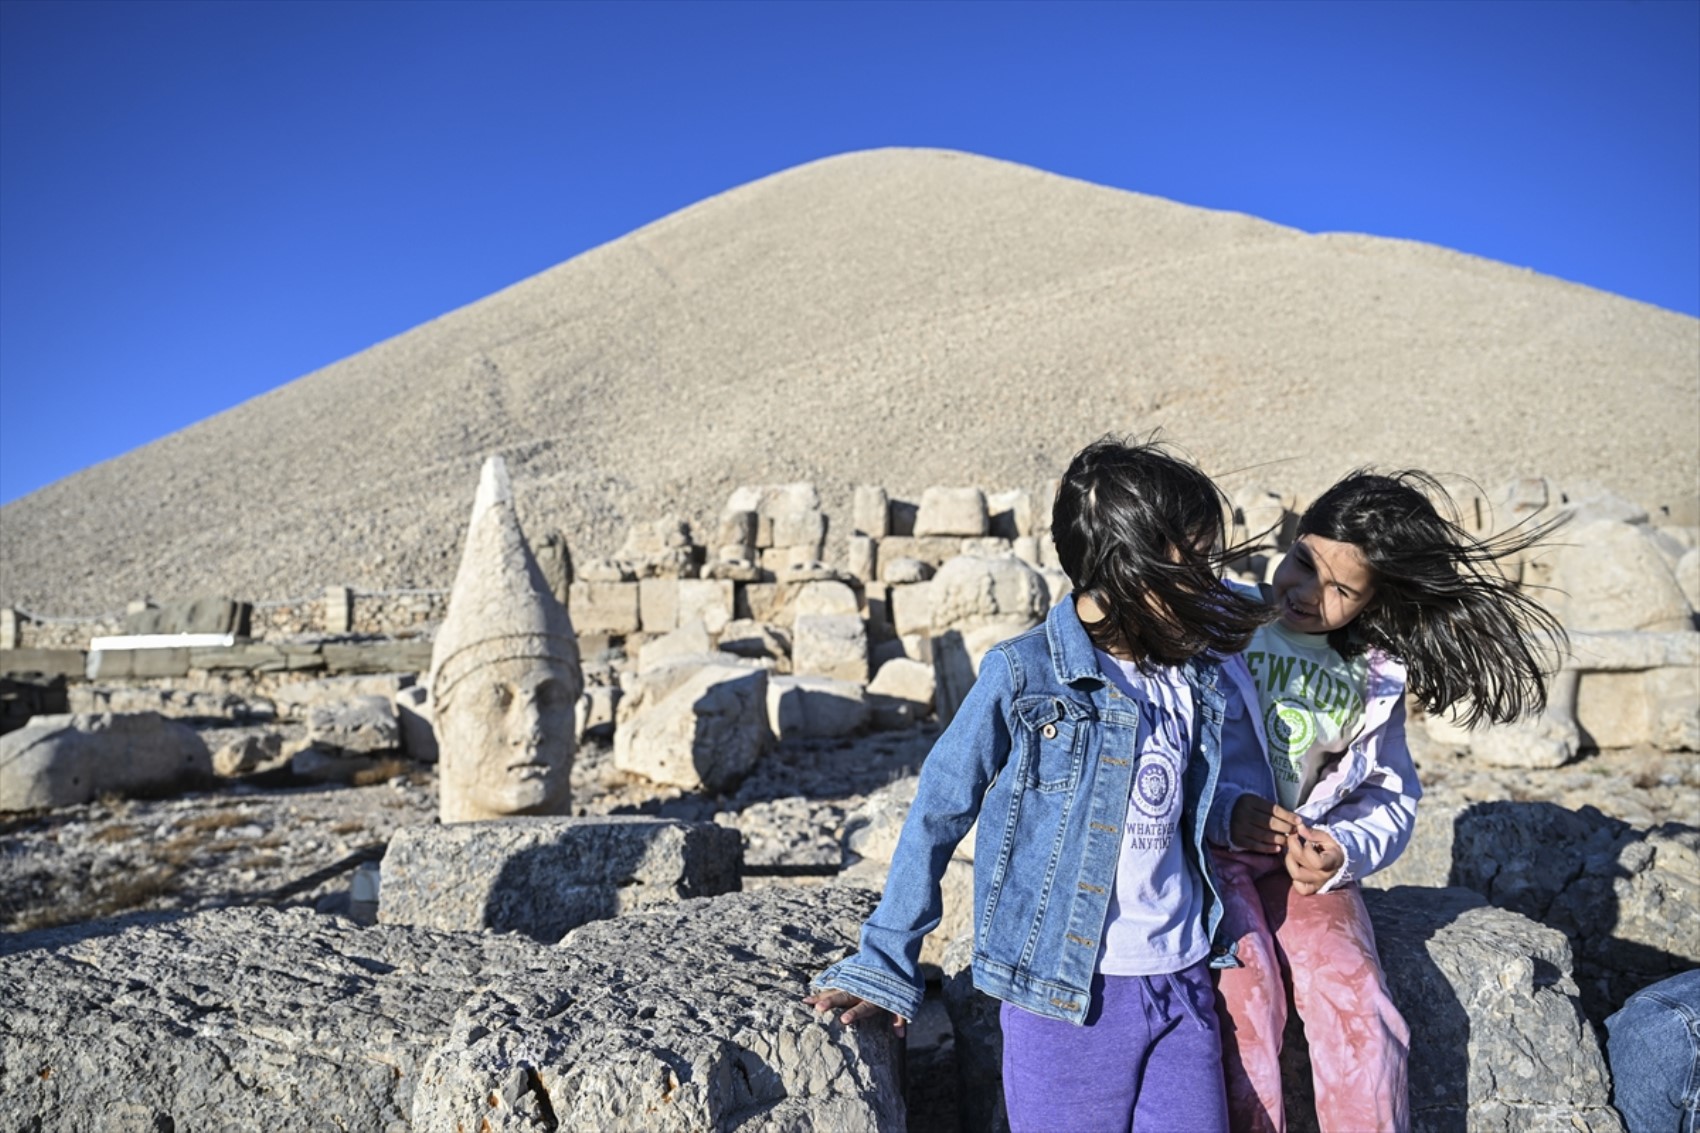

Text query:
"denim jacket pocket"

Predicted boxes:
[[1014, 695, 1089, 792]]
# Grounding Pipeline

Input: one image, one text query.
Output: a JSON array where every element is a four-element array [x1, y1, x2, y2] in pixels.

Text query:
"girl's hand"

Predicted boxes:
[[803, 989, 908, 1039], [1230, 794, 1301, 854], [1284, 823, 1346, 895]]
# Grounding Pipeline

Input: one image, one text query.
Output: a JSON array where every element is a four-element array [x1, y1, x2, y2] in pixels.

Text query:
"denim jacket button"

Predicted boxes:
[[1042, 723, 1058, 740]]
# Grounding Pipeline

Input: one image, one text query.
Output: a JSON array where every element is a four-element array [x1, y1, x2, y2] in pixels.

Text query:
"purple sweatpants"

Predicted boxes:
[[1000, 958, 1229, 1133]]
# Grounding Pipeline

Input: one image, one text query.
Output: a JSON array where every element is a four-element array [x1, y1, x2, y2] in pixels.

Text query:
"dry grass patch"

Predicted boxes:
[[174, 810, 248, 835], [88, 823, 148, 844], [351, 758, 412, 787], [157, 832, 210, 865], [11, 865, 182, 932]]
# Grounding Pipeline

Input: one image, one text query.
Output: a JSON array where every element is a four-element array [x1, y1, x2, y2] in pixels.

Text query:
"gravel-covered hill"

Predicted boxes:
[[3, 148, 1696, 615]]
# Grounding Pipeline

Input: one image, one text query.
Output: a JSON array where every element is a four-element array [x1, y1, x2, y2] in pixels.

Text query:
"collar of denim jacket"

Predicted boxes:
[[1043, 595, 1103, 686]]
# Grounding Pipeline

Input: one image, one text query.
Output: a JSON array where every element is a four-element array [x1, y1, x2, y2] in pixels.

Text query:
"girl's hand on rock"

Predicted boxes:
[[803, 989, 908, 1038]]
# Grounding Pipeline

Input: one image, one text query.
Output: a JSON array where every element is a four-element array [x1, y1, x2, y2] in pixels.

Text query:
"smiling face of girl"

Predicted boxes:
[[1271, 534, 1378, 634]]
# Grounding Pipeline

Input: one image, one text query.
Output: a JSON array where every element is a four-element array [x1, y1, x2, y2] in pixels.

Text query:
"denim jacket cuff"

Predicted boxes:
[[1209, 782, 1246, 849], [811, 956, 925, 1022]]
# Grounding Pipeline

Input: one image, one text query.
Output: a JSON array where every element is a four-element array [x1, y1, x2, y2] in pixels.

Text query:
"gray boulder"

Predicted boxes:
[[0, 712, 212, 810], [767, 675, 869, 740], [1384, 800, 1700, 1019], [306, 694, 401, 755], [379, 817, 743, 942], [614, 662, 773, 792], [0, 887, 898, 1132], [417, 886, 901, 1132]]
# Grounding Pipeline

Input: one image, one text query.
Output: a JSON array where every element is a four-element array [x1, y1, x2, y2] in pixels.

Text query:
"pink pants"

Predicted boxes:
[[1211, 849, 1410, 1133]]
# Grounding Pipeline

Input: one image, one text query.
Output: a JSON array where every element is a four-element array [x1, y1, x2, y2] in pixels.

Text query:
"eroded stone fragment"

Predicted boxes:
[[378, 816, 742, 941], [0, 712, 212, 810]]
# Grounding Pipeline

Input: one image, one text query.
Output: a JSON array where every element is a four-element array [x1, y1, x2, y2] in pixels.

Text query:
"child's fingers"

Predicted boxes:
[[1233, 823, 1286, 853], [803, 990, 857, 1014], [805, 991, 905, 1035]]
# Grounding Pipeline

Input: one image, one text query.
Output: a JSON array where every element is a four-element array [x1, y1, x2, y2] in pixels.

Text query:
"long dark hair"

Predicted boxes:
[[1053, 437, 1271, 667], [1300, 470, 1565, 727]]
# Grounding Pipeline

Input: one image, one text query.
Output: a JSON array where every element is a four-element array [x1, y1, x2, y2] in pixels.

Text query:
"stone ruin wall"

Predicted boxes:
[[4, 474, 1697, 757]]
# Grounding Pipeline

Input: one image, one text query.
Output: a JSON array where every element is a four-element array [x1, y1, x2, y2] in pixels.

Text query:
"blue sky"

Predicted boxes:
[[2, 0, 1696, 506]]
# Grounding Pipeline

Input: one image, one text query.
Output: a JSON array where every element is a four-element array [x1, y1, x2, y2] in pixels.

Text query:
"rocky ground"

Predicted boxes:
[[2, 717, 1690, 936], [1, 717, 1691, 1132], [0, 727, 936, 934]]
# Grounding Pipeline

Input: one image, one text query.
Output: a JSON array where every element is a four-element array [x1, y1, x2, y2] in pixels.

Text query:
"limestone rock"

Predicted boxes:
[[879, 535, 970, 568], [394, 685, 439, 763], [928, 554, 1048, 634], [928, 557, 1045, 721], [915, 487, 988, 538], [1678, 548, 1700, 612], [889, 581, 933, 636], [794, 580, 860, 619], [867, 657, 936, 713], [305, 694, 401, 755], [847, 534, 876, 583], [1366, 887, 1620, 1132], [1401, 800, 1700, 1020], [614, 663, 772, 792], [636, 618, 716, 673], [853, 485, 890, 538], [0, 906, 539, 1132], [639, 576, 680, 633], [882, 556, 933, 585], [268, 673, 408, 717], [986, 489, 1034, 539], [0, 888, 898, 1133], [121, 596, 252, 636], [576, 683, 621, 742], [378, 817, 742, 942], [717, 620, 791, 669], [768, 675, 869, 740], [569, 580, 641, 635], [207, 727, 286, 776], [677, 578, 735, 635], [1577, 665, 1700, 751], [0, 712, 212, 811], [617, 516, 699, 579], [415, 886, 901, 1132], [792, 614, 868, 684], [1537, 519, 1693, 632]]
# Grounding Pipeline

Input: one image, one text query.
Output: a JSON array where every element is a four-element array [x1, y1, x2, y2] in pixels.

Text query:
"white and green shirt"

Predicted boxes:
[[1240, 622, 1370, 811]]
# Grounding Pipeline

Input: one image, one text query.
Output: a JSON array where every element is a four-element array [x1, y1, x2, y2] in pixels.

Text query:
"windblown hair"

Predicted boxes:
[[1053, 437, 1271, 667], [1299, 470, 1566, 727]]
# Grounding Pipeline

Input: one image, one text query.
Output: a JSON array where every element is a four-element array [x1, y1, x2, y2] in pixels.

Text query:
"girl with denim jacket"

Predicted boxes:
[[806, 438, 1271, 1132], [1207, 471, 1564, 1133]]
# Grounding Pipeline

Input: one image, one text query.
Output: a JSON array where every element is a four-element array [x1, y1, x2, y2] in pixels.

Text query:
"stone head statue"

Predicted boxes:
[[431, 456, 582, 823]]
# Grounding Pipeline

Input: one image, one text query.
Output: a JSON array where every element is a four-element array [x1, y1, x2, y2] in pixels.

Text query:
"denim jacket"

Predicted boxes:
[[813, 596, 1233, 1026]]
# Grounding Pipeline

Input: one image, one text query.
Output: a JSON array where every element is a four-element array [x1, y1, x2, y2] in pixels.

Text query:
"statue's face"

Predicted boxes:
[[437, 656, 577, 820]]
